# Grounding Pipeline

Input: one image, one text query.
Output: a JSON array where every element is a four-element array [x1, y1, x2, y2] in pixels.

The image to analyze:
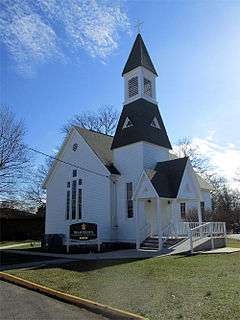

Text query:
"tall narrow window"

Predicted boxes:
[[200, 201, 205, 216], [180, 202, 186, 220], [73, 169, 77, 177], [78, 189, 82, 219], [144, 78, 152, 97], [128, 76, 138, 98], [72, 180, 77, 219], [66, 190, 70, 220], [127, 182, 133, 218]]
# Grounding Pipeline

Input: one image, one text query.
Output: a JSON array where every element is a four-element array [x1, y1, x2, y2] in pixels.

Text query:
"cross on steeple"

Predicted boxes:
[[134, 19, 143, 33]]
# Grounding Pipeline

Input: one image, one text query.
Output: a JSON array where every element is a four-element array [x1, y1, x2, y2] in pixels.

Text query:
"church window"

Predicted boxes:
[[78, 188, 82, 219], [180, 202, 186, 220], [128, 76, 138, 98], [122, 117, 133, 129], [73, 169, 77, 177], [66, 190, 70, 220], [72, 180, 77, 219], [200, 201, 205, 216], [151, 117, 160, 129], [127, 182, 134, 218], [144, 78, 152, 97]]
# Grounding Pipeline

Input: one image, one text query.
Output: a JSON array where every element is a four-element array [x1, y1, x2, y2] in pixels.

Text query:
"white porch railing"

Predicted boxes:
[[138, 221, 226, 252], [189, 222, 226, 253], [139, 223, 151, 245], [162, 222, 200, 239]]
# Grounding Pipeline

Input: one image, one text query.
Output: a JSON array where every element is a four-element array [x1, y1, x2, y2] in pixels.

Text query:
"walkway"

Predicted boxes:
[[199, 247, 240, 254], [1, 248, 161, 261], [0, 281, 109, 320]]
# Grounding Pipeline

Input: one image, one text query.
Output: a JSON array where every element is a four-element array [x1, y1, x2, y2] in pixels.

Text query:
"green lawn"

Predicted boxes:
[[226, 239, 240, 248], [7, 254, 240, 320], [0, 240, 41, 249]]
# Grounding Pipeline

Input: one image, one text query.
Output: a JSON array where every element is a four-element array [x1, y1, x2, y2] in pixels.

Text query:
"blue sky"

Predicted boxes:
[[1, 0, 240, 188]]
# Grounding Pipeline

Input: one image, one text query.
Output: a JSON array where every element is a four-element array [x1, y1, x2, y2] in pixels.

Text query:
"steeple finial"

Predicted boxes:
[[134, 19, 143, 34]]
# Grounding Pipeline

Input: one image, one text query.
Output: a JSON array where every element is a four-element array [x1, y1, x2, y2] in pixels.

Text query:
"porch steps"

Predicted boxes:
[[140, 237, 187, 252], [140, 237, 159, 251]]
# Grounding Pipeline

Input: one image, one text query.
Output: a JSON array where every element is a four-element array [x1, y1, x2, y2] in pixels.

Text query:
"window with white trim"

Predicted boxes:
[[78, 188, 82, 219], [127, 182, 133, 218], [66, 190, 70, 220], [128, 76, 138, 98], [180, 202, 186, 220], [66, 174, 83, 220], [200, 201, 205, 216], [71, 180, 77, 219], [144, 78, 152, 97]]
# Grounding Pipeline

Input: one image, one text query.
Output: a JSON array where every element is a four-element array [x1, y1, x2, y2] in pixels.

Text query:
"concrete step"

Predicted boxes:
[[140, 246, 159, 251]]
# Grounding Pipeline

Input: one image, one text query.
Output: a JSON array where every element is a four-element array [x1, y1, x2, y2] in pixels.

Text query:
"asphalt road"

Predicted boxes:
[[0, 281, 109, 320]]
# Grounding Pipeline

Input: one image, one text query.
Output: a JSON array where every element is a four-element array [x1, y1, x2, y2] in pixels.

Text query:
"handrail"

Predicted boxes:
[[188, 221, 226, 254], [139, 223, 151, 243]]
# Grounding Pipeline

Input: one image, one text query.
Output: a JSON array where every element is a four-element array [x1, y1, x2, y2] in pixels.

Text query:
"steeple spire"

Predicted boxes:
[[122, 33, 157, 76]]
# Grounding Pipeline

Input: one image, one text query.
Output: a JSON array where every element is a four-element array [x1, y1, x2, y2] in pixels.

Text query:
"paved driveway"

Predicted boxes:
[[0, 281, 109, 320]]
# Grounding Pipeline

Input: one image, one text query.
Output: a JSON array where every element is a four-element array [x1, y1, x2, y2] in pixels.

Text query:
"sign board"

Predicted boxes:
[[70, 222, 97, 241]]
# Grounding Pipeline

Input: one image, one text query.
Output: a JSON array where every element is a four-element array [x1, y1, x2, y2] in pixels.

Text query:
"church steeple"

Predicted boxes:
[[122, 33, 157, 76], [122, 33, 158, 105], [111, 34, 172, 151]]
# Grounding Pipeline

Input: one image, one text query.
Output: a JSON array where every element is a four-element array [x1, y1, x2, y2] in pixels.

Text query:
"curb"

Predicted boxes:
[[0, 272, 146, 320]]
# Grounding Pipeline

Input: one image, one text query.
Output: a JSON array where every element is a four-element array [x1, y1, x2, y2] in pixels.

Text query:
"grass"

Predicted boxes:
[[0, 240, 41, 249], [0, 252, 54, 266], [226, 239, 240, 248], [7, 253, 240, 320]]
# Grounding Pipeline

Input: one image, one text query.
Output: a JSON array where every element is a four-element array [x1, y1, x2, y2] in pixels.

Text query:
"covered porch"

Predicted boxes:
[[134, 196, 203, 251], [133, 170, 204, 251]]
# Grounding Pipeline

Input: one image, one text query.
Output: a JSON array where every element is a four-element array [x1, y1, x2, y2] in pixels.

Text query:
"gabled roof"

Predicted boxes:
[[43, 127, 120, 187], [150, 157, 188, 198], [111, 99, 172, 150], [74, 127, 120, 175], [122, 33, 158, 76]]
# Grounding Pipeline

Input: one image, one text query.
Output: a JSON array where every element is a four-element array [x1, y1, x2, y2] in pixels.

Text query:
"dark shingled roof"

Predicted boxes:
[[111, 99, 172, 150], [122, 33, 158, 76], [75, 127, 120, 175], [150, 157, 188, 198]]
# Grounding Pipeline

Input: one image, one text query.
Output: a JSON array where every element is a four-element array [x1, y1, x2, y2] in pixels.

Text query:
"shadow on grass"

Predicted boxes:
[[26, 257, 147, 273]]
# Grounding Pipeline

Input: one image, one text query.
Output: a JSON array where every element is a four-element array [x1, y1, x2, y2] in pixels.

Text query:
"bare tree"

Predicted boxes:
[[63, 105, 119, 135], [0, 106, 29, 196], [23, 157, 53, 209], [174, 137, 211, 175]]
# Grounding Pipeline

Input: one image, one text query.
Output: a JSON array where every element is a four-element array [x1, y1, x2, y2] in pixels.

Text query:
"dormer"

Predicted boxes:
[[122, 34, 158, 105]]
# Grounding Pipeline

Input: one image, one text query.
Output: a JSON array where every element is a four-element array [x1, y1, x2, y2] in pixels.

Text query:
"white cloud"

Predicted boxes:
[[183, 134, 240, 190], [0, 0, 130, 76]]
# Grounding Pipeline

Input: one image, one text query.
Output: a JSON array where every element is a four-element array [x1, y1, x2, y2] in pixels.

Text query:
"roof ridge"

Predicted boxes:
[[74, 126, 114, 138]]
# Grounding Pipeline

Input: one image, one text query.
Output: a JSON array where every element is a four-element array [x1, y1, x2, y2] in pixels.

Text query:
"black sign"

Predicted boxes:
[[70, 223, 97, 240]]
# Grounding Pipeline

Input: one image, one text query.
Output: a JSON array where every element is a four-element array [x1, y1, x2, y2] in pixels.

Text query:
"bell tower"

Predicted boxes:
[[122, 33, 158, 105], [111, 33, 172, 175]]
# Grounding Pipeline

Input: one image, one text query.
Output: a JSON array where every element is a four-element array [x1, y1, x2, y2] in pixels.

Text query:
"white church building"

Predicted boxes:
[[44, 34, 216, 252]]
